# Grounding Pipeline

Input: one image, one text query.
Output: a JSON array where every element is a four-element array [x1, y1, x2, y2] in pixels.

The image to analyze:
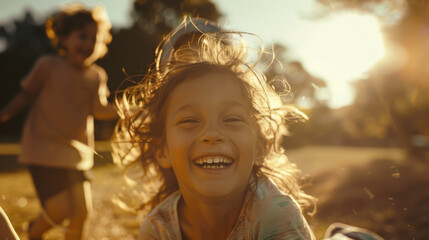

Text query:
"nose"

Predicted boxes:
[[199, 125, 224, 144]]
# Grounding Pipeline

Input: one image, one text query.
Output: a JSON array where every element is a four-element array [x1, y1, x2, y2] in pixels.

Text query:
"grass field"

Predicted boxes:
[[1, 145, 427, 239]]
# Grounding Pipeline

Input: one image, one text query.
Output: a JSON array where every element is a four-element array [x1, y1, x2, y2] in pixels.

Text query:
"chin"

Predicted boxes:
[[194, 182, 244, 199], [83, 57, 95, 66]]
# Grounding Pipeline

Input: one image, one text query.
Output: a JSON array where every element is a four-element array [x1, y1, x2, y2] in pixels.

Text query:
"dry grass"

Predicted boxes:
[[1, 145, 427, 239], [0, 165, 141, 240], [304, 158, 429, 240]]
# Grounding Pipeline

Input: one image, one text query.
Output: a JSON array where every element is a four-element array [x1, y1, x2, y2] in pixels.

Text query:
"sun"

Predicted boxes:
[[303, 12, 385, 108]]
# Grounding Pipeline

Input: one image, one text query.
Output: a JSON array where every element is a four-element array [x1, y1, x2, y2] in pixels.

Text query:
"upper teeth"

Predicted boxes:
[[194, 156, 233, 165]]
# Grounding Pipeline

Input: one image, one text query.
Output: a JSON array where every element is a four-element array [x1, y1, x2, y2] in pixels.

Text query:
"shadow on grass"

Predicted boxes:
[[306, 158, 429, 240]]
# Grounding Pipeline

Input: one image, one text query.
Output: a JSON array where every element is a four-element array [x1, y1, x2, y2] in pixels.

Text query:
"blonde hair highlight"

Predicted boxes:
[[113, 24, 316, 215]]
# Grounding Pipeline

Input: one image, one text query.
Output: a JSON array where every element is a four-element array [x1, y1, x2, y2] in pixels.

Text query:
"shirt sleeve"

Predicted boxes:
[[253, 194, 316, 240], [20, 56, 51, 95], [138, 219, 161, 240]]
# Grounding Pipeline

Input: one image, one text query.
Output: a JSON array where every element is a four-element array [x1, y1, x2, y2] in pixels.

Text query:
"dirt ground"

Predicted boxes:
[[1, 145, 427, 239]]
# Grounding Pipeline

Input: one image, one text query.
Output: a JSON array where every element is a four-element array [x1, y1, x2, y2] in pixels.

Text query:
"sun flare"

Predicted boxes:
[[304, 12, 385, 108]]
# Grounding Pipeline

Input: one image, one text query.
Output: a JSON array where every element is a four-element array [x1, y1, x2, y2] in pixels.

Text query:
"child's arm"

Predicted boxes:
[[0, 90, 35, 122], [91, 66, 118, 120], [0, 56, 51, 122]]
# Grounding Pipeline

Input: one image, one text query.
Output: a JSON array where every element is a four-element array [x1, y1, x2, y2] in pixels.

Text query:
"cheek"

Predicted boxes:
[[166, 126, 190, 145], [232, 129, 259, 158], [165, 128, 194, 157], [88, 40, 96, 49]]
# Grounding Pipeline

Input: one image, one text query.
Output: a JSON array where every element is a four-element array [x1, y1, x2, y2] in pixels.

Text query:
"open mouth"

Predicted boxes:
[[193, 156, 233, 169]]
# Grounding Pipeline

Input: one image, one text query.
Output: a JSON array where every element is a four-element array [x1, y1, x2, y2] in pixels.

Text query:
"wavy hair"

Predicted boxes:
[[113, 21, 316, 215], [45, 3, 112, 61]]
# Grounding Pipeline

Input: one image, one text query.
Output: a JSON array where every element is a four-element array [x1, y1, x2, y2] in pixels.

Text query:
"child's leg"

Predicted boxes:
[[65, 180, 93, 240], [28, 181, 92, 240], [27, 166, 92, 239], [27, 190, 72, 238]]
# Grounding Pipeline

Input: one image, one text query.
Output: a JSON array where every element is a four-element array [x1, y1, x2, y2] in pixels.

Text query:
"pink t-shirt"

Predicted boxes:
[[19, 55, 110, 170]]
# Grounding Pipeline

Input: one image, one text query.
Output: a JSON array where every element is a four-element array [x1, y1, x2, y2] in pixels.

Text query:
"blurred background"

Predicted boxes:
[[0, 0, 428, 239]]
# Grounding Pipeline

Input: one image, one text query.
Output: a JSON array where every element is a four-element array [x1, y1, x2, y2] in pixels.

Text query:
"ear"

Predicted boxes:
[[155, 146, 172, 169]]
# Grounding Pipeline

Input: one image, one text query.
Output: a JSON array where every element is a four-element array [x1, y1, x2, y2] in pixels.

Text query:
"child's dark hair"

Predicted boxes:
[[45, 3, 112, 59], [113, 18, 316, 215]]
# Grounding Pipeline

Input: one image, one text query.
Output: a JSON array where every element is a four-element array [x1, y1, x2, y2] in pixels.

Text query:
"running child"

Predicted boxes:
[[0, 3, 116, 239]]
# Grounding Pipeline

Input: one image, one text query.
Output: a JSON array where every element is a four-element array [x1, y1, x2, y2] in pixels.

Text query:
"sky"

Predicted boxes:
[[0, 0, 386, 108]]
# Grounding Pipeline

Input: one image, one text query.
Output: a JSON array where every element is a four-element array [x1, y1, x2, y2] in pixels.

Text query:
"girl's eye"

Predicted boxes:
[[181, 119, 198, 123], [224, 117, 243, 123], [177, 118, 199, 127]]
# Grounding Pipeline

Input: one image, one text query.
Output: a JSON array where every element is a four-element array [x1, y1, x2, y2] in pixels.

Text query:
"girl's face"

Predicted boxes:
[[61, 22, 97, 67], [157, 71, 260, 200]]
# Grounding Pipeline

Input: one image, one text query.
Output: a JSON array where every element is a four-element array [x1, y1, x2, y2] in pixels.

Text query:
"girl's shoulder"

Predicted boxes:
[[254, 177, 300, 211], [88, 62, 104, 72], [250, 178, 316, 239], [252, 177, 307, 227], [139, 192, 181, 239], [37, 54, 62, 66], [254, 176, 285, 197], [30, 55, 61, 73], [146, 191, 181, 220], [87, 63, 108, 81]]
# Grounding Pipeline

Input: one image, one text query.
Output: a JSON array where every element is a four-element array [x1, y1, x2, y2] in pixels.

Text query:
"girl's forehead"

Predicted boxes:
[[80, 22, 98, 33], [166, 71, 250, 107], [67, 22, 97, 35], [178, 71, 244, 94]]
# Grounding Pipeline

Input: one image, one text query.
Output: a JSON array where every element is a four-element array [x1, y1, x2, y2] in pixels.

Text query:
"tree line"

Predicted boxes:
[[1, 0, 428, 161]]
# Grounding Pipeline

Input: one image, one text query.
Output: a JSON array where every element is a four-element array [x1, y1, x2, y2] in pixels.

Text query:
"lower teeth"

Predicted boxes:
[[202, 165, 225, 169]]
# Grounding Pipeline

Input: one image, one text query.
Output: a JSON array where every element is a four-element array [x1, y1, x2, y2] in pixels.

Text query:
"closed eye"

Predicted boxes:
[[224, 117, 244, 123], [177, 118, 199, 125], [183, 118, 198, 123]]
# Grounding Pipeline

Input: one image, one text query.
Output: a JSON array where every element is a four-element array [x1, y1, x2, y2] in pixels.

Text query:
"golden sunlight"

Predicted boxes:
[[303, 12, 385, 108]]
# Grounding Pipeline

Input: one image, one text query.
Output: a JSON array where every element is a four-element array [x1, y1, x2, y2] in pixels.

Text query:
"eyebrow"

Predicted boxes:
[[172, 104, 195, 118]]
